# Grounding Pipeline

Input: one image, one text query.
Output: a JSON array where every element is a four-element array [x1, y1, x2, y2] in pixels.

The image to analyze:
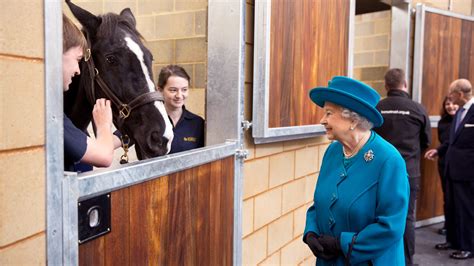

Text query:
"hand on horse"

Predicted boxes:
[[305, 232, 336, 260], [92, 98, 113, 130]]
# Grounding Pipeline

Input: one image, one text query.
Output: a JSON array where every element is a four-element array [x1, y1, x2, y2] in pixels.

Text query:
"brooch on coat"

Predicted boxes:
[[364, 149, 374, 162]]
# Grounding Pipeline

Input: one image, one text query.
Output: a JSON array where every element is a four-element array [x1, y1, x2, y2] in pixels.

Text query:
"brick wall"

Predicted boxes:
[[144, 0, 207, 118], [242, 138, 330, 265], [353, 10, 391, 97], [0, 0, 46, 264]]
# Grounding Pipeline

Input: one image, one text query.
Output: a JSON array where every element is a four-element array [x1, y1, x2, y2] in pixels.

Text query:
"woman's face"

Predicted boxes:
[[161, 76, 189, 110], [444, 99, 459, 116], [320, 102, 353, 141], [62, 46, 83, 91]]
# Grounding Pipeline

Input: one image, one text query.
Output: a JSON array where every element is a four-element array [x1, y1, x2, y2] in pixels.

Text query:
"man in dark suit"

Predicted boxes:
[[374, 68, 431, 266], [426, 79, 474, 260]]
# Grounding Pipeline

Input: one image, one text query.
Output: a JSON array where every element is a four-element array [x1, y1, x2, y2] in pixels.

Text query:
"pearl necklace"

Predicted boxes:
[[343, 132, 370, 158]]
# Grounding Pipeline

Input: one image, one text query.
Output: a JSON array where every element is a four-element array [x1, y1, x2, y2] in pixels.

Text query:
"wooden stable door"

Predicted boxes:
[[79, 157, 234, 265], [418, 130, 444, 221], [268, 0, 349, 128], [416, 9, 474, 221]]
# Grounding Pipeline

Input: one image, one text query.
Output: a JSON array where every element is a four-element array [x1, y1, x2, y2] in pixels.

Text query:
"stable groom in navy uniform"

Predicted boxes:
[[426, 79, 474, 260]]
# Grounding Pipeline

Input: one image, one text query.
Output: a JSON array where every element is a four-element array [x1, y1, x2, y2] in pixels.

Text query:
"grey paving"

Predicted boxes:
[[414, 222, 473, 266]]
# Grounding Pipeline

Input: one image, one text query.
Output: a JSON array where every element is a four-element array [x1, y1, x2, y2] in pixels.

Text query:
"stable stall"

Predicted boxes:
[[45, 1, 245, 264]]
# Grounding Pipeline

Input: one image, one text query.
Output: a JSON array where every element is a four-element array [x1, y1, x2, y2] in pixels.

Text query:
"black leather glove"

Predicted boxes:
[[305, 233, 335, 260], [318, 234, 342, 258]]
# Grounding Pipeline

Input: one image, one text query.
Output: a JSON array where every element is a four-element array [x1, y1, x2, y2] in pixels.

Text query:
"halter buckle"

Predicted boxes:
[[119, 154, 129, 164], [119, 104, 131, 119], [84, 48, 91, 62], [120, 135, 130, 164]]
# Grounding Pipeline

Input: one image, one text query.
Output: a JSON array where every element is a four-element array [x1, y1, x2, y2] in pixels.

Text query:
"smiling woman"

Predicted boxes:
[[303, 76, 409, 265], [157, 65, 205, 154]]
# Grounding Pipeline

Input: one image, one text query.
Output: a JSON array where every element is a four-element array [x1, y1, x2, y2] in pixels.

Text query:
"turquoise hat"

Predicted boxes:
[[309, 76, 383, 127]]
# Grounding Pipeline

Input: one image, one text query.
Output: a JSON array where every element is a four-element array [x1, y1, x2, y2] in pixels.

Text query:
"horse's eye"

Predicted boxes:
[[105, 55, 117, 65]]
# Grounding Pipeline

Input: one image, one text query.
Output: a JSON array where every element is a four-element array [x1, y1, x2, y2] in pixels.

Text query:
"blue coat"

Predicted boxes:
[[304, 132, 409, 265]]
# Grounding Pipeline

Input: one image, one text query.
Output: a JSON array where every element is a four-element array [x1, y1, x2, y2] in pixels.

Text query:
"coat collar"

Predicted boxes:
[[387, 89, 410, 98], [169, 106, 193, 128]]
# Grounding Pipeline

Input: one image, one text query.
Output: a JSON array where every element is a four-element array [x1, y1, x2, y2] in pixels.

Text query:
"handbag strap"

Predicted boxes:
[[345, 233, 358, 266]]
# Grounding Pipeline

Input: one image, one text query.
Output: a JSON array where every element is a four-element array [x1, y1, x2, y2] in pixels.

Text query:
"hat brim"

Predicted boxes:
[[309, 87, 383, 127]]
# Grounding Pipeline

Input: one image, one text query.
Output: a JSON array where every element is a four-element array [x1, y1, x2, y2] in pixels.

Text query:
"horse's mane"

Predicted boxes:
[[97, 13, 144, 41]]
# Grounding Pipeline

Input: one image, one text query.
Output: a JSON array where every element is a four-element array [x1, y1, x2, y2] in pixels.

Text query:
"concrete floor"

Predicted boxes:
[[414, 223, 473, 266]]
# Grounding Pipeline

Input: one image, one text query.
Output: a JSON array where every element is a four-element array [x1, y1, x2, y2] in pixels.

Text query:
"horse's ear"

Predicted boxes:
[[65, 0, 100, 36], [120, 8, 136, 27]]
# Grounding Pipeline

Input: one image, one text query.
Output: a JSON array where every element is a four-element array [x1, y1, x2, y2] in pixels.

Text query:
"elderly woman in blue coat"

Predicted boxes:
[[303, 76, 409, 265]]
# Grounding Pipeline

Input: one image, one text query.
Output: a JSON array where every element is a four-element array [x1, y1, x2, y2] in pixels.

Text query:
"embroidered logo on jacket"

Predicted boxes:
[[380, 110, 410, 115]]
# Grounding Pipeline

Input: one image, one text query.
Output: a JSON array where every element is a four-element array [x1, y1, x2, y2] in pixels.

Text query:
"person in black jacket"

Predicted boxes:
[[425, 79, 474, 260], [374, 68, 431, 266], [425, 96, 458, 235], [157, 65, 205, 154]]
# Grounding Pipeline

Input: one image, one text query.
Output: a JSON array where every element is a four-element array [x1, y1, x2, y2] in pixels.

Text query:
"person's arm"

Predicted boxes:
[[303, 144, 335, 242], [112, 129, 124, 149], [113, 135, 122, 149], [81, 99, 115, 167], [425, 120, 449, 160], [420, 107, 432, 151], [424, 148, 438, 160]]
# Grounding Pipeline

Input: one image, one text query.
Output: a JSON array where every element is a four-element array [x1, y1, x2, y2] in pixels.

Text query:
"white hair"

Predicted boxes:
[[340, 107, 374, 131]]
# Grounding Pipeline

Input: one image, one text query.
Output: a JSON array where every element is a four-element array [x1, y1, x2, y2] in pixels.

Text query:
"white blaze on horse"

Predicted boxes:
[[65, 0, 173, 161]]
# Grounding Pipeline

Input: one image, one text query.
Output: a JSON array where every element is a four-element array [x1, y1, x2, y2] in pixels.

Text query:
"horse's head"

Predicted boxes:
[[66, 0, 173, 160]]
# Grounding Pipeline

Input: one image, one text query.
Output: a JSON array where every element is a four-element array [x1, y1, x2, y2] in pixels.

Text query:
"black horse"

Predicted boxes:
[[64, 0, 173, 161]]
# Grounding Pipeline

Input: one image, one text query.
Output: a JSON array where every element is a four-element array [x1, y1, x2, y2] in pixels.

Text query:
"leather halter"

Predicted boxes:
[[81, 31, 164, 163], [82, 31, 163, 122]]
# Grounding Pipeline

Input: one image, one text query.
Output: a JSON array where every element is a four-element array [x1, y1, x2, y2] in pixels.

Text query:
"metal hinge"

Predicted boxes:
[[236, 146, 249, 160], [241, 120, 252, 131]]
